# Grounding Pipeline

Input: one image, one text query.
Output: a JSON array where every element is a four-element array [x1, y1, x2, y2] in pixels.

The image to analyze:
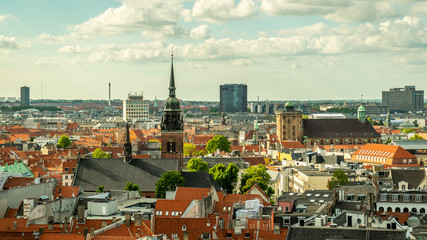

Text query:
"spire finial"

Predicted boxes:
[[171, 46, 174, 60], [361, 94, 363, 105]]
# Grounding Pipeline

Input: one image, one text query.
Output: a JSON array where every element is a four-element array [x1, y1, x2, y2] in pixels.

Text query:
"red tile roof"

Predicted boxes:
[[154, 199, 192, 218], [223, 194, 269, 206], [174, 187, 211, 201], [53, 185, 80, 199], [241, 157, 265, 166], [281, 141, 305, 149], [3, 177, 35, 190], [353, 144, 416, 159], [193, 135, 214, 145]]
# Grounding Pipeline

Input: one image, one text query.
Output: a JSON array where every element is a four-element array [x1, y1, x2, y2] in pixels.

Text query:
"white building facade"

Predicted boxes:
[[123, 93, 149, 122]]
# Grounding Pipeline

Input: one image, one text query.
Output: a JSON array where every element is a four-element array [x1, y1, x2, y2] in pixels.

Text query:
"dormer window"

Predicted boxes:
[[182, 225, 187, 231]]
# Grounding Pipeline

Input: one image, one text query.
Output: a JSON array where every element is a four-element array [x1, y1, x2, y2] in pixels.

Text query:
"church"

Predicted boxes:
[[276, 102, 381, 148], [73, 53, 187, 196]]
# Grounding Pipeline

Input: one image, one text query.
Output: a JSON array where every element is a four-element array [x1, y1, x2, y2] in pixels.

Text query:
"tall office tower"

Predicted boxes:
[[382, 86, 424, 112], [20, 86, 30, 106], [123, 93, 149, 122], [220, 84, 247, 113]]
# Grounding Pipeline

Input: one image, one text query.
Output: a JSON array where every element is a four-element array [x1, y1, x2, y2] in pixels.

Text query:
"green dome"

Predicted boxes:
[[285, 102, 294, 107], [358, 105, 365, 112], [165, 96, 180, 111]]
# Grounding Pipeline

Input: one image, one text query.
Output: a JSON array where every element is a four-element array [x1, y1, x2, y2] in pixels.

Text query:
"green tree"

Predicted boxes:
[[186, 157, 209, 172], [409, 134, 424, 140], [403, 129, 415, 134], [155, 171, 185, 198], [57, 135, 71, 148], [92, 148, 111, 158], [240, 164, 274, 197], [209, 163, 239, 193], [124, 182, 140, 191], [206, 135, 231, 153], [327, 170, 349, 190], [194, 150, 207, 157], [96, 185, 104, 193], [183, 143, 196, 157], [367, 117, 373, 125], [413, 120, 419, 127]]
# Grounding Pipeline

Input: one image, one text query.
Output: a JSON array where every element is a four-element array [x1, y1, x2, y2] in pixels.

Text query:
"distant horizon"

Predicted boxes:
[[1, 0, 426, 100]]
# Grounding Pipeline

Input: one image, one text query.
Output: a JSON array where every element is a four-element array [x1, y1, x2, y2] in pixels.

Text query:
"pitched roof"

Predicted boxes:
[[391, 168, 426, 189], [53, 185, 80, 199], [3, 177, 34, 189], [181, 171, 222, 191], [281, 141, 305, 149], [73, 158, 178, 192], [174, 187, 211, 201], [303, 119, 381, 138], [352, 144, 416, 159], [223, 194, 269, 206], [155, 199, 192, 217]]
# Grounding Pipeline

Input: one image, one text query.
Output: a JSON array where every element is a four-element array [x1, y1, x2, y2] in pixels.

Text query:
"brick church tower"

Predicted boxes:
[[160, 52, 184, 169]]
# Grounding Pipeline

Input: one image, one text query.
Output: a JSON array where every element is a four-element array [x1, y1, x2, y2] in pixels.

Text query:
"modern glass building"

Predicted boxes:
[[220, 84, 247, 113], [20, 86, 30, 106]]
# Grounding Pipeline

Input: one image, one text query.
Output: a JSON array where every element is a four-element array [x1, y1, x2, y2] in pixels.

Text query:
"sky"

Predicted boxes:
[[0, 0, 427, 102]]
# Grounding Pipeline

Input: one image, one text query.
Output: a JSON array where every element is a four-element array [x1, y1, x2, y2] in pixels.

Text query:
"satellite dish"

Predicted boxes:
[[408, 217, 421, 228], [356, 204, 361, 210]]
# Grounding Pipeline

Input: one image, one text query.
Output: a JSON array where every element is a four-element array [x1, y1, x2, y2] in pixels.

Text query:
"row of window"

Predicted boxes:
[[380, 194, 423, 202], [378, 207, 426, 213], [155, 210, 182, 216], [346, 194, 365, 201]]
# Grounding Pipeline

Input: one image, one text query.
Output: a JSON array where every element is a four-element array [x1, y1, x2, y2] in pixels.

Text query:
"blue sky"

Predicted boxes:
[[0, 0, 426, 101]]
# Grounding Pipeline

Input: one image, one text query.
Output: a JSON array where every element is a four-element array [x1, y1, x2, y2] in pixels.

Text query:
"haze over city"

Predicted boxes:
[[1, 0, 427, 101]]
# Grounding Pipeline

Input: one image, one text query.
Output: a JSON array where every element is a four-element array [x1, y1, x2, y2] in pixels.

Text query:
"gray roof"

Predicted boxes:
[[286, 226, 406, 240], [303, 119, 381, 138], [391, 168, 425, 190], [73, 158, 178, 192], [181, 172, 222, 191], [392, 140, 427, 150]]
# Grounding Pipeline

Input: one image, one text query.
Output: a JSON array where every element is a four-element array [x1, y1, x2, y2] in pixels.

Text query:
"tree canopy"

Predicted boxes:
[[155, 171, 185, 198], [92, 148, 111, 158], [240, 164, 274, 197], [409, 134, 424, 140], [206, 135, 231, 153], [96, 185, 104, 193], [57, 135, 71, 148], [183, 143, 196, 157], [186, 157, 209, 172], [209, 163, 239, 193], [124, 182, 140, 191], [327, 169, 349, 190]]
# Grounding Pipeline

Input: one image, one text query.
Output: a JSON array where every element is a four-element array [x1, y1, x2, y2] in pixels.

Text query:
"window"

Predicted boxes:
[[358, 195, 365, 201], [380, 194, 387, 201], [182, 225, 186, 231], [64, 167, 69, 172], [347, 194, 354, 201], [156, 211, 162, 216], [165, 211, 169, 216], [65, 175, 68, 179], [283, 217, 290, 225], [245, 233, 250, 238], [392, 195, 399, 202], [403, 195, 410, 202], [415, 195, 422, 202], [223, 207, 227, 211], [228, 207, 231, 211]]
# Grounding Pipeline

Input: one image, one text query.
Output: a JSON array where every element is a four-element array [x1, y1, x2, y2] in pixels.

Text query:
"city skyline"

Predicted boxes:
[[1, 0, 427, 101]]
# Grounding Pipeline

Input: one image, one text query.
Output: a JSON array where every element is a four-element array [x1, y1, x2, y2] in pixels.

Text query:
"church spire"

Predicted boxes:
[[123, 121, 132, 163], [169, 47, 176, 97]]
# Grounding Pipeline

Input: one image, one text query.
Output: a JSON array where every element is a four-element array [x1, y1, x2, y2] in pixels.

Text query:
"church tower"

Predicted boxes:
[[161, 51, 184, 167], [123, 121, 132, 163], [358, 96, 366, 123]]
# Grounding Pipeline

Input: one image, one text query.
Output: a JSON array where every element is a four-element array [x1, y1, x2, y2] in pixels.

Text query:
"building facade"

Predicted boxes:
[[123, 93, 149, 122], [220, 84, 247, 113], [20, 86, 30, 106], [276, 102, 304, 142], [382, 86, 424, 112]]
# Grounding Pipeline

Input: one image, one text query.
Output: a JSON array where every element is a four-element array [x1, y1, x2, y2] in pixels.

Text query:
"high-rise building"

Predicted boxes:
[[220, 84, 247, 113], [123, 93, 149, 122], [20, 86, 30, 106], [382, 86, 424, 112]]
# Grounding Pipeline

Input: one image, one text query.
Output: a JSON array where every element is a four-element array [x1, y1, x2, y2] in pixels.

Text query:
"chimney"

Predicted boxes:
[[134, 213, 142, 226], [125, 213, 131, 227], [108, 82, 111, 106]]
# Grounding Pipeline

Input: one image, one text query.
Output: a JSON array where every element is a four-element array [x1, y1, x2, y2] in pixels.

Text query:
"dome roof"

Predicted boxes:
[[165, 96, 180, 111], [285, 102, 294, 107], [358, 105, 365, 112]]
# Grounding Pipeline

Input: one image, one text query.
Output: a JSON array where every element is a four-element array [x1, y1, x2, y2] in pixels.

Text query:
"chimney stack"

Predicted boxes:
[[108, 82, 111, 106]]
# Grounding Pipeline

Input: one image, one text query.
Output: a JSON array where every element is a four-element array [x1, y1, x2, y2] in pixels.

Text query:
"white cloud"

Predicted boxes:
[[0, 35, 26, 49], [0, 15, 8, 22], [190, 24, 211, 39], [39, 33, 91, 45], [232, 58, 256, 66], [33, 57, 83, 66], [58, 45, 88, 54], [261, 0, 421, 23], [192, 0, 257, 23]]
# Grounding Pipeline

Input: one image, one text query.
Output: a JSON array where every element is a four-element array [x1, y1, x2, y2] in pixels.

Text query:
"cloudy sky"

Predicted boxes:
[[1, 0, 426, 101]]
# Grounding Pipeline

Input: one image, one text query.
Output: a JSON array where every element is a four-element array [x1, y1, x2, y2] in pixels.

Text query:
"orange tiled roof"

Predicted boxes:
[[353, 144, 416, 159], [174, 187, 211, 201], [193, 135, 214, 145], [223, 194, 269, 206], [154, 199, 192, 217], [281, 141, 305, 149], [53, 185, 80, 199]]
